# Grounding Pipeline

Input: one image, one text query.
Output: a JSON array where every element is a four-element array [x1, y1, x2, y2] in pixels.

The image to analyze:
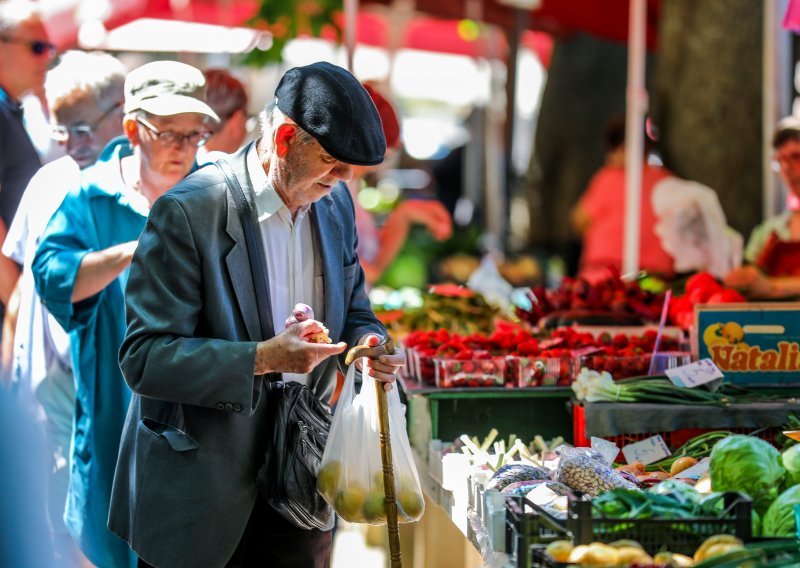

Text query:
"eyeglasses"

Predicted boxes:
[[0, 35, 55, 57], [50, 102, 123, 143], [136, 117, 211, 147]]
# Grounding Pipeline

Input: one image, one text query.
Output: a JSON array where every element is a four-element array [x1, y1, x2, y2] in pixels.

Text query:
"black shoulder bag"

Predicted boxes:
[[214, 159, 334, 531]]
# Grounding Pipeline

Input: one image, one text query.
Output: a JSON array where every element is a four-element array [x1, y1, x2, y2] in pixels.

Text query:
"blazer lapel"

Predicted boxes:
[[223, 149, 275, 342]]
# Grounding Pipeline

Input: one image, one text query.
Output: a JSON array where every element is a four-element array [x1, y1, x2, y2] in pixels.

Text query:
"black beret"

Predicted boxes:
[[275, 62, 387, 166]]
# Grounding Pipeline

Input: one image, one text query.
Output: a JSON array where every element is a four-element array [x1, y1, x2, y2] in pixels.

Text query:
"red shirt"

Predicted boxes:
[[578, 164, 674, 282]]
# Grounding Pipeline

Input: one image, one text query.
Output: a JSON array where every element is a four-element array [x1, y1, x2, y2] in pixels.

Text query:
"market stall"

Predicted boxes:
[[374, 270, 800, 567]]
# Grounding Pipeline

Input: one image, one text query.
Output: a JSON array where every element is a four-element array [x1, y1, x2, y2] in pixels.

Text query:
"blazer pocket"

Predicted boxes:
[[343, 261, 358, 281], [140, 417, 199, 452]]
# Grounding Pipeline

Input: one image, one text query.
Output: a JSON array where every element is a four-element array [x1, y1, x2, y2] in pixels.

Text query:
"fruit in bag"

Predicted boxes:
[[316, 460, 341, 500], [335, 484, 365, 521], [398, 488, 424, 519], [362, 491, 387, 523]]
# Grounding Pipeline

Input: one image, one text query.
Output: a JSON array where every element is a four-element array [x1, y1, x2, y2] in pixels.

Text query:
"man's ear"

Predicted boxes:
[[123, 117, 140, 145], [274, 124, 296, 158]]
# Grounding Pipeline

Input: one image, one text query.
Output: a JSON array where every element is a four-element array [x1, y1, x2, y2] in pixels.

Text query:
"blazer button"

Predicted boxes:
[[233, 403, 242, 412], [216, 403, 225, 410], [225, 403, 234, 411]]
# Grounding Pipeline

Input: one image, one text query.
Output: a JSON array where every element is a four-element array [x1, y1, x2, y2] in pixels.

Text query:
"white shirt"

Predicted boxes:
[[246, 144, 322, 384], [3, 156, 76, 421]]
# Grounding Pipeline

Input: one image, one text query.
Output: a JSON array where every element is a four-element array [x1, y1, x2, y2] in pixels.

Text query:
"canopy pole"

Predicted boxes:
[[344, 0, 358, 72], [622, 0, 647, 279]]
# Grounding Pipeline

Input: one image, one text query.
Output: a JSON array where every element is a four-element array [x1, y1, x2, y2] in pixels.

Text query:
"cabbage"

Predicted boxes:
[[709, 435, 785, 515], [782, 444, 800, 487], [762, 485, 800, 536]]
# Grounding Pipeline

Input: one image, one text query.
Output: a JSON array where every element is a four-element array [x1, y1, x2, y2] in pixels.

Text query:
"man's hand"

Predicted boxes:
[[358, 334, 405, 392], [254, 320, 346, 375]]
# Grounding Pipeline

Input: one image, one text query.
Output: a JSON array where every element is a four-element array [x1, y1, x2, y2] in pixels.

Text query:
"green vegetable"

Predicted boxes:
[[763, 485, 800, 536], [709, 435, 785, 516], [782, 444, 800, 488], [646, 431, 732, 472], [576, 374, 737, 405], [592, 483, 725, 520]]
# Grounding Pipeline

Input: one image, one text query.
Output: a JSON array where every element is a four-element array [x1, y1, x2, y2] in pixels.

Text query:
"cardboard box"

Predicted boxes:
[[694, 303, 800, 385]]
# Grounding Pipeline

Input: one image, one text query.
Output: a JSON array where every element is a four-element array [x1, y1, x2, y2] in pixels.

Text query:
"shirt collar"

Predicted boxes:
[[0, 86, 23, 115], [246, 143, 311, 222]]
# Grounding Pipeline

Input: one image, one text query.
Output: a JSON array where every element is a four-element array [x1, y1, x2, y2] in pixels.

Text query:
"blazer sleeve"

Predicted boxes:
[[338, 187, 386, 357], [119, 193, 262, 413], [32, 189, 99, 333]]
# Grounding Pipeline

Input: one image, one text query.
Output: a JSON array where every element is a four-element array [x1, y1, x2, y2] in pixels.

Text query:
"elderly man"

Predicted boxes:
[[0, 1, 55, 325], [33, 60, 218, 568], [110, 61, 404, 568], [2, 49, 125, 566]]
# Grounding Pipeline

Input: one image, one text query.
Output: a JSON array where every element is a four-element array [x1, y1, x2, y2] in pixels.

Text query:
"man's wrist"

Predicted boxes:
[[254, 340, 273, 375]]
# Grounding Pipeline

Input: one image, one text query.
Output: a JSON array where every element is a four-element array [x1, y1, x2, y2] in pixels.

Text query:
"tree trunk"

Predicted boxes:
[[651, 0, 763, 236], [525, 33, 651, 274]]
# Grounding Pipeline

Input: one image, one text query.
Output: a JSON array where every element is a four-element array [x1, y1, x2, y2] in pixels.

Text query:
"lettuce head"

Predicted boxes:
[[709, 435, 785, 515], [763, 485, 800, 536]]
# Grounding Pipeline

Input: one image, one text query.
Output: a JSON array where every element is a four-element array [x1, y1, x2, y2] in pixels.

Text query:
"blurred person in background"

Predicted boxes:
[[0, 388, 58, 567], [2, 49, 125, 567], [32, 60, 218, 568], [570, 115, 675, 282], [200, 67, 249, 160], [726, 116, 800, 298], [0, 0, 55, 333], [351, 83, 452, 286]]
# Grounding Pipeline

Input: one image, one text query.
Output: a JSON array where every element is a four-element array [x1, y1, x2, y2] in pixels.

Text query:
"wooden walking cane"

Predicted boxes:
[[345, 336, 402, 568]]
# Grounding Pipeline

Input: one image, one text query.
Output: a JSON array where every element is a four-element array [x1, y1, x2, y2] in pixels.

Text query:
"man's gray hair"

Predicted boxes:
[[46, 50, 126, 117], [0, 1, 41, 35], [258, 102, 315, 152]]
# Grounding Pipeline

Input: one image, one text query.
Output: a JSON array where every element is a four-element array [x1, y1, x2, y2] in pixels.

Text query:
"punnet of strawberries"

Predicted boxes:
[[402, 327, 685, 388]]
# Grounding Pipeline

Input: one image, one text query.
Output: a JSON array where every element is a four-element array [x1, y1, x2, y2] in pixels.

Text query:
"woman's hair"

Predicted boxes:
[[603, 114, 656, 155], [203, 68, 248, 130]]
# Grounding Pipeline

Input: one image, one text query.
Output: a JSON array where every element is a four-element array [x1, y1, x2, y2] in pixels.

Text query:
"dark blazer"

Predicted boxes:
[[109, 144, 384, 568]]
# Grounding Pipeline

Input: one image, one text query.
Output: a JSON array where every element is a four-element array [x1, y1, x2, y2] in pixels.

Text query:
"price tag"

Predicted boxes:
[[665, 358, 724, 388], [591, 437, 620, 466], [621, 435, 671, 466], [673, 457, 710, 480]]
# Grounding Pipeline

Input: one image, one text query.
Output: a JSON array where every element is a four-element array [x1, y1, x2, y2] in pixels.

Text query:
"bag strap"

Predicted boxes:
[[214, 158, 274, 350]]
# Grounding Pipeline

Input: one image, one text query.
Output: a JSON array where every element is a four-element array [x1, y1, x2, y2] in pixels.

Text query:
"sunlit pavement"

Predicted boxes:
[[331, 519, 387, 568]]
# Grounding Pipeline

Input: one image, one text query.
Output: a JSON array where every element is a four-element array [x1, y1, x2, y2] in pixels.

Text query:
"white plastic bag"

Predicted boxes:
[[652, 177, 744, 278], [317, 362, 425, 524]]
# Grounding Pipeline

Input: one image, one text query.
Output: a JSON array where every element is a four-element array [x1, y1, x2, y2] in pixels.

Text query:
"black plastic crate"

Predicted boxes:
[[505, 496, 570, 568], [568, 492, 752, 556]]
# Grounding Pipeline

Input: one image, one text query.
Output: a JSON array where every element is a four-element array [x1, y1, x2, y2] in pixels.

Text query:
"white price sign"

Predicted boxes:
[[665, 358, 724, 388], [621, 435, 671, 466]]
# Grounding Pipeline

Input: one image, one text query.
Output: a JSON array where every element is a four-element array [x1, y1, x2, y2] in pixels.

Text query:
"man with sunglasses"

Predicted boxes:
[[0, 1, 54, 335], [33, 60, 218, 568], [2, 49, 125, 567]]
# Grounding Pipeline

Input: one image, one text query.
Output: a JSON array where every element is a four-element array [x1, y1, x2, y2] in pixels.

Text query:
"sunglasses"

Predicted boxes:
[[0, 35, 56, 57]]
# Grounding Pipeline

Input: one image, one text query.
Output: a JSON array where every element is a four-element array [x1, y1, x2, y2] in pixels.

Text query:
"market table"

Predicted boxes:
[[402, 381, 574, 454]]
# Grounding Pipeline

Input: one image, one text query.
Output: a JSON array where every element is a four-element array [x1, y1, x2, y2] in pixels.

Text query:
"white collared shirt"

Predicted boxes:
[[246, 144, 322, 385]]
